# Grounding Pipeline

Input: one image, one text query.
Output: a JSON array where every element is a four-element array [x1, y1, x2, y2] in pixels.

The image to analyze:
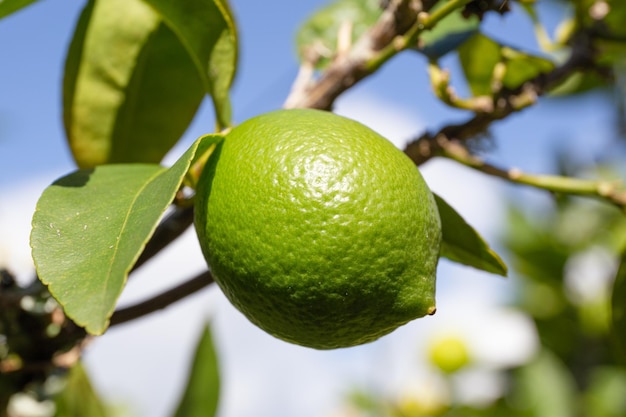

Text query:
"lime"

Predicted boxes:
[[194, 109, 441, 349]]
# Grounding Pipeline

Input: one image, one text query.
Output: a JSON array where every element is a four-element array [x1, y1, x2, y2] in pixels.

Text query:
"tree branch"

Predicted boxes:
[[439, 140, 626, 209], [284, 0, 465, 110], [109, 270, 215, 327], [132, 205, 194, 272], [404, 31, 602, 165]]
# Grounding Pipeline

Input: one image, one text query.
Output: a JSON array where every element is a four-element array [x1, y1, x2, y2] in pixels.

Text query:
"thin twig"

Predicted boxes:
[[109, 270, 215, 327], [439, 140, 626, 209], [404, 31, 600, 166]]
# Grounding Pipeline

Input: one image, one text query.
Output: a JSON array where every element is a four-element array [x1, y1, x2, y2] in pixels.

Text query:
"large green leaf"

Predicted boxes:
[[295, 0, 381, 70], [31, 135, 222, 335], [63, 0, 204, 168], [143, 0, 238, 129], [54, 363, 109, 417], [434, 193, 507, 276], [0, 0, 40, 19], [172, 324, 221, 417], [612, 250, 626, 363]]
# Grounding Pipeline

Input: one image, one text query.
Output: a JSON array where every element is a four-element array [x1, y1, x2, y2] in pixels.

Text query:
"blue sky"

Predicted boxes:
[[0, 1, 621, 416]]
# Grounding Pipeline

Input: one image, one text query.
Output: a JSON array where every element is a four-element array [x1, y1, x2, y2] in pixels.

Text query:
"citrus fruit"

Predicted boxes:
[[194, 109, 441, 349]]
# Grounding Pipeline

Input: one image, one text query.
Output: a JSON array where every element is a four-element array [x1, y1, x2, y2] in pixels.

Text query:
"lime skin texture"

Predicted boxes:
[[194, 109, 441, 349]]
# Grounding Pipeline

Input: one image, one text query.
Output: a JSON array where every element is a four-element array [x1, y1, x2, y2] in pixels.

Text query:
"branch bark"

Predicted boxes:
[[109, 270, 214, 327], [284, 0, 447, 110]]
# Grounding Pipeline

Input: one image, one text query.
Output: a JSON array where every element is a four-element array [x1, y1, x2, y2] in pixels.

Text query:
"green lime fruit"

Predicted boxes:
[[194, 109, 441, 349]]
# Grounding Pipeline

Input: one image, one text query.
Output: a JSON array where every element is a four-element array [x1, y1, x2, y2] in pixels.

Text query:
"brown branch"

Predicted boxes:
[[284, 0, 437, 110], [109, 270, 215, 327]]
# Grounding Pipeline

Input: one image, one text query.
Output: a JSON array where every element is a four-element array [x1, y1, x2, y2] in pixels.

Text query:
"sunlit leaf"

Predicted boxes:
[[143, 0, 238, 129], [54, 363, 108, 417], [63, 0, 204, 168], [296, 0, 381, 69], [0, 0, 40, 19], [172, 324, 220, 417], [458, 33, 501, 96], [417, 6, 479, 59], [434, 193, 507, 276], [31, 135, 221, 335]]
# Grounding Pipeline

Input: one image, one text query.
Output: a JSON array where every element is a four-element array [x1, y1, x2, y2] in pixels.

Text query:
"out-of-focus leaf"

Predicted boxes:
[[512, 349, 577, 417], [585, 367, 626, 417], [296, 0, 381, 70], [434, 193, 507, 276], [612, 250, 626, 363], [603, 0, 626, 37], [459, 33, 554, 97], [0, 0, 40, 19], [458, 33, 501, 96], [63, 0, 204, 168], [54, 363, 108, 417], [30, 136, 218, 335], [417, 6, 479, 59], [172, 324, 220, 417], [501, 47, 555, 89], [548, 71, 610, 96], [143, 0, 238, 129]]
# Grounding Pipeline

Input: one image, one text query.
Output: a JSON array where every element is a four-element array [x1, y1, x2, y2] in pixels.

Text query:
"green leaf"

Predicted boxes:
[[30, 135, 220, 335], [458, 33, 554, 97], [172, 324, 220, 417], [143, 0, 238, 130], [54, 363, 108, 417], [513, 349, 578, 417], [585, 367, 626, 417], [501, 46, 555, 90], [548, 71, 610, 96], [295, 0, 381, 70], [458, 33, 502, 96], [612, 250, 626, 363], [597, 0, 626, 38], [0, 0, 40, 19], [63, 0, 204, 168], [417, 6, 479, 59], [434, 193, 507, 276]]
